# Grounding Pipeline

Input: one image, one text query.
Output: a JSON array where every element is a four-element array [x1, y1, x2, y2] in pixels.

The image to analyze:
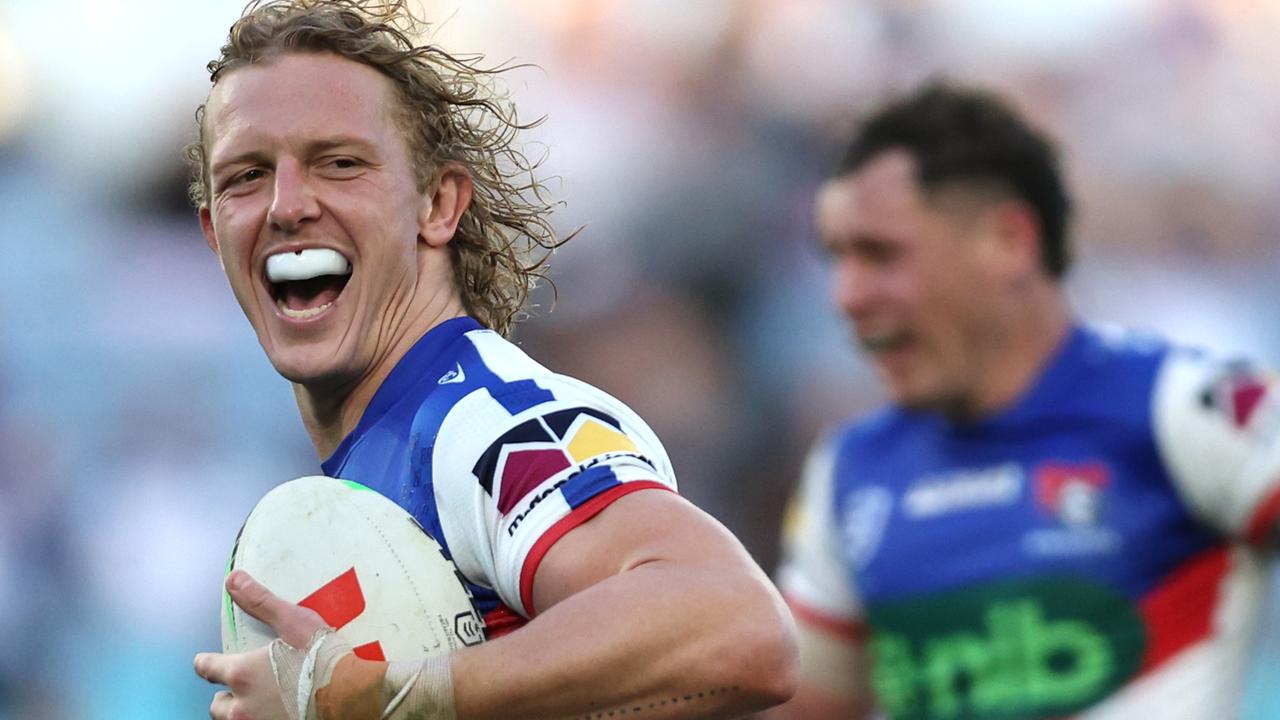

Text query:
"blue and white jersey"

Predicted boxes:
[[780, 325, 1280, 719], [322, 317, 677, 635]]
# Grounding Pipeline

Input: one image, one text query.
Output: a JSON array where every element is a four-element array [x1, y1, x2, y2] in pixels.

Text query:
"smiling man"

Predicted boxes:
[[186, 2, 796, 719], [768, 83, 1280, 719]]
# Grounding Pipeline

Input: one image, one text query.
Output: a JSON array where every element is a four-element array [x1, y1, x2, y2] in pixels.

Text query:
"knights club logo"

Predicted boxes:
[[1034, 462, 1110, 527], [1199, 360, 1274, 429]]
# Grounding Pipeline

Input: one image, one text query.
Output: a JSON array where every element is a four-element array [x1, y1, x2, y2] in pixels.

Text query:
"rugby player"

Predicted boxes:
[[769, 82, 1280, 719], [187, 1, 797, 718]]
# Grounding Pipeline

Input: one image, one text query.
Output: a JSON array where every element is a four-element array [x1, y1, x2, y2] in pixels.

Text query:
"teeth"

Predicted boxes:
[[266, 248, 351, 282], [277, 299, 335, 319]]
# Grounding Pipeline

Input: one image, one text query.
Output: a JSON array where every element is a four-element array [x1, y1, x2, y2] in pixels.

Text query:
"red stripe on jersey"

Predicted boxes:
[[1245, 484, 1280, 546], [785, 594, 867, 644], [483, 604, 526, 640], [518, 480, 673, 617], [1137, 547, 1229, 673]]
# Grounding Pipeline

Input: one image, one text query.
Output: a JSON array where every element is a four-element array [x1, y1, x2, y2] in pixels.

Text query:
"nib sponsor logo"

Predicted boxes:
[[868, 578, 1142, 720]]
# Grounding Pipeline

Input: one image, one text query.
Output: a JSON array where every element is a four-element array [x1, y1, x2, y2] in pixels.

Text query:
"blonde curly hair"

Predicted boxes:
[[186, 0, 565, 336]]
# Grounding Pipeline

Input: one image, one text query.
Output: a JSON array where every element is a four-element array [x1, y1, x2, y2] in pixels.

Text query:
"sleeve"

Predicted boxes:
[[1152, 349, 1280, 545], [776, 433, 866, 643], [430, 383, 677, 619]]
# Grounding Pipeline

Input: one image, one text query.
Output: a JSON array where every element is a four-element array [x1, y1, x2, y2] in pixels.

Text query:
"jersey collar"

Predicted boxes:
[[322, 316, 483, 472]]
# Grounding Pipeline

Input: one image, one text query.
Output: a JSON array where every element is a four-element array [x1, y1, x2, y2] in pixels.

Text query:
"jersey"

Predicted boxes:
[[779, 325, 1280, 719], [321, 316, 678, 637]]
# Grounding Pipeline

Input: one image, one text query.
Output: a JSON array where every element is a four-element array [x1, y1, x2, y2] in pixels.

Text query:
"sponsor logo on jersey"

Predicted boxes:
[[1198, 359, 1273, 429], [902, 463, 1023, 519], [867, 577, 1143, 720], [472, 407, 655, 521]]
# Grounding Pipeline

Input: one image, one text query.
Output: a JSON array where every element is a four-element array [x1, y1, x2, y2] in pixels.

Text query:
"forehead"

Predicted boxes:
[[816, 149, 928, 239], [204, 51, 401, 155]]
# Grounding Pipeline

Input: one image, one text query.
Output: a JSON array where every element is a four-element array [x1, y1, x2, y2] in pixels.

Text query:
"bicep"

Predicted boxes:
[[531, 488, 765, 614]]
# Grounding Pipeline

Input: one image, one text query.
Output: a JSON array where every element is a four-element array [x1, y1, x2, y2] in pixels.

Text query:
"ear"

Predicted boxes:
[[199, 206, 226, 271], [981, 200, 1041, 279], [418, 164, 474, 248]]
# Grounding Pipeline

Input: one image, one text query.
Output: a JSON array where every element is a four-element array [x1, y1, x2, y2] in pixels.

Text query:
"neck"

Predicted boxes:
[[951, 281, 1071, 422], [294, 297, 468, 460]]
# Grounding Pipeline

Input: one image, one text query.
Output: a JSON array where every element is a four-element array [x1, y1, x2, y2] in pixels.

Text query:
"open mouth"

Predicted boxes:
[[860, 331, 911, 354], [264, 248, 352, 320]]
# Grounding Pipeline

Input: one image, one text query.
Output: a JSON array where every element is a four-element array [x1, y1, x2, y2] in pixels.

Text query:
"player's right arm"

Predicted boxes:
[[765, 435, 877, 720]]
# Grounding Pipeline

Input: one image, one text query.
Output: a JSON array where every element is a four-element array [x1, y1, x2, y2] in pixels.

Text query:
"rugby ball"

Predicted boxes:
[[221, 475, 484, 660]]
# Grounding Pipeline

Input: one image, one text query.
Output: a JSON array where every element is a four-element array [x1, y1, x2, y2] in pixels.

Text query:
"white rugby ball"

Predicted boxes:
[[221, 475, 484, 660]]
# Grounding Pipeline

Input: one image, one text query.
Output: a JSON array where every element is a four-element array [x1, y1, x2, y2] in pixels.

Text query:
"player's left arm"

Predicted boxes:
[[1153, 350, 1280, 544], [449, 486, 798, 718], [196, 489, 798, 720]]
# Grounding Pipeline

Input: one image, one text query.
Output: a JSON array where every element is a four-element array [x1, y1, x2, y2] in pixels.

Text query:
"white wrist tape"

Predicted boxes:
[[269, 629, 354, 720], [382, 655, 456, 720]]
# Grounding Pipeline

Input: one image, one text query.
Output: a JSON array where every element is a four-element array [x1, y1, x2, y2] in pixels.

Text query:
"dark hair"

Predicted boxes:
[[836, 81, 1073, 278], [186, 0, 566, 336]]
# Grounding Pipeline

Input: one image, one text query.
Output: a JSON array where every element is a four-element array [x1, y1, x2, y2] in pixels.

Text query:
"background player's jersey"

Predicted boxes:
[[780, 325, 1280, 719], [322, 317, 677, 636]]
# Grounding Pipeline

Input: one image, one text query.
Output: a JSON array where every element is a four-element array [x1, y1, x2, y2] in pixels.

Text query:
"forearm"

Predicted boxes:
[[452, 560, 797, 719]]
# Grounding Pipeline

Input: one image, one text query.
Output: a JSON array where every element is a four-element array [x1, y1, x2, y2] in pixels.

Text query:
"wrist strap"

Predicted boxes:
[[269, 629, 353, 720], [383, 655, 456, 720]]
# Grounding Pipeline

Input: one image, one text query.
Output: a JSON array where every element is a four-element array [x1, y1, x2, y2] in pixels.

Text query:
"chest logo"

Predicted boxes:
[[1024, 462, 1121, 558], [1035, 462, 1109, 527]]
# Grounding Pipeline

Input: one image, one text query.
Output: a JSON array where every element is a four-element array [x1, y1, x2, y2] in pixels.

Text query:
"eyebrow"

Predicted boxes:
[[210, 136, 381, 179]]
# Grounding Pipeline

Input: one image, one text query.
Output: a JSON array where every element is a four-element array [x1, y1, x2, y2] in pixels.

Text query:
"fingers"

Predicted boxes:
[[226, 570, 328, 648], [209, 690, 232, 719], [194, 651, 234, 686], [196, 648, 290, 720]]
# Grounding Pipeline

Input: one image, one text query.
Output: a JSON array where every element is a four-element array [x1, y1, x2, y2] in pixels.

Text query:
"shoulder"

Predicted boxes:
[[423, 328, 673, 478], [1046, 324, 1176, 419], [1074, 323, 1175, 376]]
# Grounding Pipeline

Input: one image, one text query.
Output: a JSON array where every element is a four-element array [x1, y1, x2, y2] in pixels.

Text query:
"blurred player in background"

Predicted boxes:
[[186, 1, 796, 718], [769, 82, 1280, 719]]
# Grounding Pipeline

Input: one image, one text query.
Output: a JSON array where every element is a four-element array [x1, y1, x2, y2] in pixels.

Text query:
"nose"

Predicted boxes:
[[267, 158, 319, 233]]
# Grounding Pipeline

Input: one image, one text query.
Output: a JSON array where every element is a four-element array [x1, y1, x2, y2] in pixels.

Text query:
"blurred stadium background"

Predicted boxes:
[[1, 0, 1278, 716]]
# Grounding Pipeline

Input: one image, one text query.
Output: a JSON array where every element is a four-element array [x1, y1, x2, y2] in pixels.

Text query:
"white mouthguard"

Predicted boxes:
[[266, 248, 351, 283]]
